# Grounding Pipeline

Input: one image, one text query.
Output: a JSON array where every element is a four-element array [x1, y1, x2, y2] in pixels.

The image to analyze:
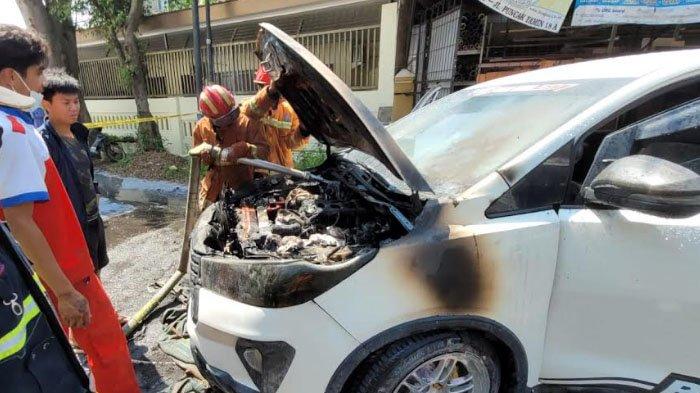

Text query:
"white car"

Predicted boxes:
[[187, 23, 700, 393]]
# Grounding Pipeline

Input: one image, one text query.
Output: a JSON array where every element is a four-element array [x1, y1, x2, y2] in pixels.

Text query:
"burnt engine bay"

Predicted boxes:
[[207, 157, 422, 265]]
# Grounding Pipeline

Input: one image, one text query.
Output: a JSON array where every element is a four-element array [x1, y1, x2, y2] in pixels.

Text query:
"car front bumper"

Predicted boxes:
[[187, 287, 359, 393]]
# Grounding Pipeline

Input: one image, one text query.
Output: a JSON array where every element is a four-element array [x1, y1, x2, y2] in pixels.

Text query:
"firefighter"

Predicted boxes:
[[0, 224, 89, 393], [0, 25, 140, 393], [243, 64, 310, 170], [189, 84, 270, 210]]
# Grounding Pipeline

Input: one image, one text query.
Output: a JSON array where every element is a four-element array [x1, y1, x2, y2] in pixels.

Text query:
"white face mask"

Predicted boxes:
[[9, 70, 42, 111], [29, 90, 43, 111], [0, 87, 34, 110]]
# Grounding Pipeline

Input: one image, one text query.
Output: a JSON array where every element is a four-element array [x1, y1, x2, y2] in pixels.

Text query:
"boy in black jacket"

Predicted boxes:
[[38, 69, 108, 273]]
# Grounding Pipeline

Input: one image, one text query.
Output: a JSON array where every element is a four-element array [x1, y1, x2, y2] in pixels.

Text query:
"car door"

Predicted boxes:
[[540, 98, 700, 389]]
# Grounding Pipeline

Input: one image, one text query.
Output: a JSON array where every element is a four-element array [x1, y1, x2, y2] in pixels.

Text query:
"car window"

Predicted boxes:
[[565, 79, 700, 204], [485, 141, 573, 217], [387, 78, 632, 194], [636, 140, 700, 173], [582, 98, 700, 195]]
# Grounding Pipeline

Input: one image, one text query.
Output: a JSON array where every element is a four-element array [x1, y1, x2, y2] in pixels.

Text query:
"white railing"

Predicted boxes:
[[79, 25, 380, 98]]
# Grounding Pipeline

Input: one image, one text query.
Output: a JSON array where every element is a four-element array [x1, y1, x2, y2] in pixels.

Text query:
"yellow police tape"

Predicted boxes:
[[83, 113, 197, 129]]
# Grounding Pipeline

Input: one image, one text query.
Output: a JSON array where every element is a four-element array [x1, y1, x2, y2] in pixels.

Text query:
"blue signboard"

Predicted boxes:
[[573, 0, 700, 26]]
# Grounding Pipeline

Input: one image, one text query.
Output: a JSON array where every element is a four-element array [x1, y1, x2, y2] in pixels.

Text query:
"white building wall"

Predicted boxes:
[[86, 3, 398, 157], [354, 2, 398, 121]]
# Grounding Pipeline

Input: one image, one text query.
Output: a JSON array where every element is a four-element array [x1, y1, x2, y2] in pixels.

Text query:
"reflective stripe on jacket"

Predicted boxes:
[[0, 294, 40, 360], [242, 88, 309, 169], [191, 114, 270, 206]]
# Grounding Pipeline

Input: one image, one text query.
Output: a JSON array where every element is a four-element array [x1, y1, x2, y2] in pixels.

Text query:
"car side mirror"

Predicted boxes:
[[585, 154, 700, 218]]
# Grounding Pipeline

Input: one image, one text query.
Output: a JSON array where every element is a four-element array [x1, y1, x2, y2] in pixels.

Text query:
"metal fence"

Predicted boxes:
[[295, 26, 380, 91], [79, 25, 380, 99], [80, 58, 132, 98], [424, 9, 460, 86], [409, 0, 488, 100]]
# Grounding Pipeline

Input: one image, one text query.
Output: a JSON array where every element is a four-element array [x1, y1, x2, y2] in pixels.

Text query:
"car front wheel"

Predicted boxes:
[[353, 333, 501, 393]]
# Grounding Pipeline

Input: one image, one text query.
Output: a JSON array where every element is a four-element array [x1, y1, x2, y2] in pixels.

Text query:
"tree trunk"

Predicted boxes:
[[128, 42, 162, 151], [17, 0, 92, 123], [59, 18, 92, 124], [125, 0, 163, 151]]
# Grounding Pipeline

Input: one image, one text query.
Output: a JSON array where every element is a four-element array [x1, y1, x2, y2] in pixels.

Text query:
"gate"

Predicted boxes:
[[409, 0, 488, 101]]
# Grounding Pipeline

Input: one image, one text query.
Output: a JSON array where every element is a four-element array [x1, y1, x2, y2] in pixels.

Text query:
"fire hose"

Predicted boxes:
[[123, 156, 201, 337]]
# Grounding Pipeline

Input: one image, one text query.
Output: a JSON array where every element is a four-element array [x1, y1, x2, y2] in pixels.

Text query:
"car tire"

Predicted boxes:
[[352, 332, 501, 393]]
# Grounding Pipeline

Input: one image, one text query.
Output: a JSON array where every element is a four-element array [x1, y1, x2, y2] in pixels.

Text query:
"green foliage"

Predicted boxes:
[[69, 0, 134, 66], [46, 0, 74, 23], [199, 159, 208, 177], [116, 65, 134, 88], [46, 0, 135, 78], [161, 156, 201, 184], [114, 151, 134, 168], [72, 0, 130, 33], [162, 0, 229, 13], [163, 163, 188, 182], [293, 148, 327, 171], [164, 0, 193, 12], [67, 0, 164, 152], [104, 134, 137, 143], [136, 122, 164, 151]]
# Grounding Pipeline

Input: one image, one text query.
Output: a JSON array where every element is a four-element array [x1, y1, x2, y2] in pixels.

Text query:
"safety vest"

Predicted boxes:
[[0, 231, 88, 393]]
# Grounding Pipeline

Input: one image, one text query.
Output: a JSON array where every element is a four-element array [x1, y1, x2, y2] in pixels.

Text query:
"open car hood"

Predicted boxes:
[[257, 23, 432, 193]]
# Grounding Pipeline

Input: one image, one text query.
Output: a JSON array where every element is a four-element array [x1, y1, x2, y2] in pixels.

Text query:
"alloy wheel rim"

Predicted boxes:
[[393, 352, 490, 393]]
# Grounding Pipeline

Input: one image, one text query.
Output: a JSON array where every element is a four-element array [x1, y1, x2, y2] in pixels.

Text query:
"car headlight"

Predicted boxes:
[[235, 338, 295, 393]]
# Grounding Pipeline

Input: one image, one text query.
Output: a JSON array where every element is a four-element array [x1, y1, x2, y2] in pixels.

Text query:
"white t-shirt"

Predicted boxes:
[[0, 107, 50, 208]]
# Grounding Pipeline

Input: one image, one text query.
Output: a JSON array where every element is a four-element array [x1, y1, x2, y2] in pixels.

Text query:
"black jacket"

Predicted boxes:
[[38, 122, 96, 224], [39, 122, 109, 270]]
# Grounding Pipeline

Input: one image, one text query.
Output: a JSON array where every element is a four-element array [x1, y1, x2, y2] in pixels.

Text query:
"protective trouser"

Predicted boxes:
[[49, 273, 140, 393]]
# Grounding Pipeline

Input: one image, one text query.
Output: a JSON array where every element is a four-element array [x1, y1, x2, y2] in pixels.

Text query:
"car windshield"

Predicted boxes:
[[388, 79, 633, 194]]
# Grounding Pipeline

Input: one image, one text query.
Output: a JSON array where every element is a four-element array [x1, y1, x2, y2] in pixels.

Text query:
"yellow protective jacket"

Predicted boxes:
[[192, 114, 269, 206], [242, 87, 309, 168]]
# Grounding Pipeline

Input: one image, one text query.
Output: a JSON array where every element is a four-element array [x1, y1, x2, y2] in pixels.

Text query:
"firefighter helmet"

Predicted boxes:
[[253, 64, 271, 86], [198, 84, 236, 119]]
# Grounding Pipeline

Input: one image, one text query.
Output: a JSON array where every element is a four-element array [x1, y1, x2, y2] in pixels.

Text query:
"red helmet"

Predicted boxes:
[[199, 84, 236, 119], [253, 64, 271, 86]]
